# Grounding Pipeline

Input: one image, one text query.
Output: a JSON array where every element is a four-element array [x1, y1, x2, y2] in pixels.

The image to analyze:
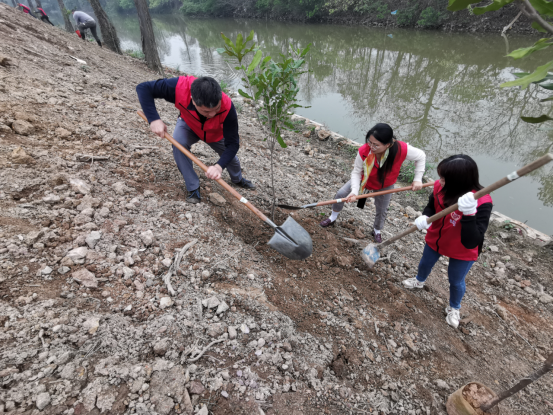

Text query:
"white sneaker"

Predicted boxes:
[[446, 308, 460, 328], [444, 306, 453, 315], [402, 277, 425, 289]]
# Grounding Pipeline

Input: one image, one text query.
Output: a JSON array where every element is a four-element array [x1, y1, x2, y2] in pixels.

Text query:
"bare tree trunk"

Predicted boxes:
[[87, 0, 122, 54], [56, 0, 74, 32], [34, 0, 42, 9], [27, 0, 36, 11], [11, 0, 17, 8], [133, 0, 165, 76]]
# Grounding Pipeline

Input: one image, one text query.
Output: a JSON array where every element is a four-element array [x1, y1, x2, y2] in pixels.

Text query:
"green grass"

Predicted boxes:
[[399, 161, 435, 183], [125, 49, 145, 60], [220, 80, 230, 94]]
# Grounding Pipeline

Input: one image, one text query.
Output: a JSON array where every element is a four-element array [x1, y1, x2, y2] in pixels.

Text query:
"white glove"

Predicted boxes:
[[414, 215, 430, 231], [458, 192, 477, 215]]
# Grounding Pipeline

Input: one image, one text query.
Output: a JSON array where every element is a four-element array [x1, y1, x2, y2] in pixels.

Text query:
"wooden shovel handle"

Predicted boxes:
[[315, 182, 434, 207], [137, 111, 271, 224], [378, 153, 553, 249]]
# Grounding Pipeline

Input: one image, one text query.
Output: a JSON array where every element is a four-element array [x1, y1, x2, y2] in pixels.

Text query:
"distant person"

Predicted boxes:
[[71, 10, 102, 47], [403, 155, 493, 329], [37, 7, 54, 25], [136, 75, 256, 204], [17, 3, 37, 18], [320, 123, 426, 243]]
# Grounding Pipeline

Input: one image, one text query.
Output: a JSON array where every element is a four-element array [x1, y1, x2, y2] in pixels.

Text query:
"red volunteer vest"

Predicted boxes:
[[38, 7, 47, 16], [19, 4, 31, 13], [358, 141, 408, 190], [174, 76, 232, 143], [425, 181, 492, 261]]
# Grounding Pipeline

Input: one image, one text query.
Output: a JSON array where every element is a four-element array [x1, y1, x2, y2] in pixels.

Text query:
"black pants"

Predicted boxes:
[[40, 15, 54, 26], [78, 21, 102, 46]]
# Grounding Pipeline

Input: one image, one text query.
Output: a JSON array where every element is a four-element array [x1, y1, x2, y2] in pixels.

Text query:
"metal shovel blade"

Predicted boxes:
[[361, 243, 380, 269], [268, 216, 313, 260]]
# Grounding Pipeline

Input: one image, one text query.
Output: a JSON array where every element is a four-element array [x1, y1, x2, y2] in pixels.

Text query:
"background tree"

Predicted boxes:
[[56, 0, 74, 32], [88, 0, 122, 53], [34, 0, 42, 9], [26, 0, 36, 11], [133, 0, 165, 75], [10, 0, 17, 8]]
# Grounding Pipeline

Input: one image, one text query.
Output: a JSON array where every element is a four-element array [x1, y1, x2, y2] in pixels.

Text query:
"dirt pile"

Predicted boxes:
[[1, 3, 553, 415]]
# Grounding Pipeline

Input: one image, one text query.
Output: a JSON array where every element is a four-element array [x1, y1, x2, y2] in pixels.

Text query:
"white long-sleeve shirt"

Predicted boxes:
[[350, 144, 426, 196]]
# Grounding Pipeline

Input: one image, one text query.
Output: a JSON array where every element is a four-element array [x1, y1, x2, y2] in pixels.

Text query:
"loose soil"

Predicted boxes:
[[1, 4, 553, 415]]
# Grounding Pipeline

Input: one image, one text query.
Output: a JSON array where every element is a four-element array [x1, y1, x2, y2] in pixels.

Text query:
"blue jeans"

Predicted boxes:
[[172, 118, 243, 191], [415, 244, 474, 310]]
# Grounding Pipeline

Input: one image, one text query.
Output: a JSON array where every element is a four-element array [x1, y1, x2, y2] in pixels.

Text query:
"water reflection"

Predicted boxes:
[[109, 14, 553, 234]]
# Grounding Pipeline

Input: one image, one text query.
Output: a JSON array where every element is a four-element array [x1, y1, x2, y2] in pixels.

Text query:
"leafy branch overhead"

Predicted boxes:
[[448, 0, 553, 123]]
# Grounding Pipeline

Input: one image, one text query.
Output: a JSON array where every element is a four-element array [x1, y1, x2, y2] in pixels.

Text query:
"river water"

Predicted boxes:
[[45, 10, 553, 235]]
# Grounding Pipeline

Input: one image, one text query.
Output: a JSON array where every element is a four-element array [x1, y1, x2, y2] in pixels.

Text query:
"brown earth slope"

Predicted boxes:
[[1, 4, 553, 415]]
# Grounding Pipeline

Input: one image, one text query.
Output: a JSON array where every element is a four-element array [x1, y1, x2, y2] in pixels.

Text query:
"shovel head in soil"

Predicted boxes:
[[268, 216, 313, 260]]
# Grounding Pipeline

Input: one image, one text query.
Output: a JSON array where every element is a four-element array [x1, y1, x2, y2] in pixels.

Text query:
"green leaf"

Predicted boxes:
[[529, 0, 553, 16], [247, 50, 263, 73], [447, 0, 482, 12], [245, 30, 254, 43], [238, 89, 253, 99], [262, 56, 272, 64], [532, 21, 548, 32], [540, 96, 553, 102], [521, 114, 553, 123], [501, 60, 553, 89], [216, 48, 226, 55], [236, 33, 244, 52], [276, 130, 287, 148], [473, 0, 514, 15], [506, 38, 553, 59], [221, 33, 234, 49], [513, 72, 530, 78], [300, 43, 311, 57], [538, 82, 553, 90]]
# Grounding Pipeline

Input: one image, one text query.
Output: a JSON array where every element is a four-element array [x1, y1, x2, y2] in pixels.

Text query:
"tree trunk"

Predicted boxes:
[[56, 0, 74, 32], [11, 0, 17, 8], [34, 0, 42, 9], [27, 0, 35, 11], [133, 0, 165, 76], [87, 0, 122, 54]]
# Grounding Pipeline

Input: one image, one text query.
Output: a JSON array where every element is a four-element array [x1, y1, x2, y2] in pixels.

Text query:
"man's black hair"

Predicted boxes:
[[190, 77, 222, 108]]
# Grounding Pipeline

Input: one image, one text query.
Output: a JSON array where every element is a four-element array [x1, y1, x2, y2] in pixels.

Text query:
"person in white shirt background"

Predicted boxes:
[[319, 123, 426, 243]]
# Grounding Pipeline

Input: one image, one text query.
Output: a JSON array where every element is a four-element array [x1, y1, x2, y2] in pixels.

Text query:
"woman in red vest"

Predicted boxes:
[[37, 7, 54, 25], [18, 3, 37, 18], [403, 155, 493, 328], [320, 123, 426, 243]]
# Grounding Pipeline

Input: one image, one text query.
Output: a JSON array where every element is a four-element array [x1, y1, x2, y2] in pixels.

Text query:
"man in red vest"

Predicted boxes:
[[136, 76, 255, 204]]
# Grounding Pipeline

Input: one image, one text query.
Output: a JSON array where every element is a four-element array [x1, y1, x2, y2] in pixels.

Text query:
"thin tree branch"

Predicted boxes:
[[518, 0, 553, 34]]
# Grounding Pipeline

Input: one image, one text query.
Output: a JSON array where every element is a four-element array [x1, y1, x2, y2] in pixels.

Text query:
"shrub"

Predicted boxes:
[[396, 4, 420, 26], [417, 6, 443, 28]]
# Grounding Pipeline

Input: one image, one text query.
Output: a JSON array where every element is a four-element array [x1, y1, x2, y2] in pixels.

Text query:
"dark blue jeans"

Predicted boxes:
[[172, 117, 243, 191], [415, 244, 474, 310]]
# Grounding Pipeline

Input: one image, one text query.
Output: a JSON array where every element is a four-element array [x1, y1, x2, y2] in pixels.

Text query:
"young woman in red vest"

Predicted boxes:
[[403, 155, 493, 328], [136, 76, 255, 204], [320, 123, 426, 243]]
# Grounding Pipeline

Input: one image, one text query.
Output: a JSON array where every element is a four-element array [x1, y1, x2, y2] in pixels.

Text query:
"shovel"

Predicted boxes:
[[137, 111, 312, 260], [277, 182, 433, 210], [361, 153, 553, 268]]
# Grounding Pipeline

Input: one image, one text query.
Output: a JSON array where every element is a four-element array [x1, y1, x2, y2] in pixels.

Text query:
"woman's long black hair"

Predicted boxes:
[[366, 123, 398, 188], [437, 155, 483, 207]]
